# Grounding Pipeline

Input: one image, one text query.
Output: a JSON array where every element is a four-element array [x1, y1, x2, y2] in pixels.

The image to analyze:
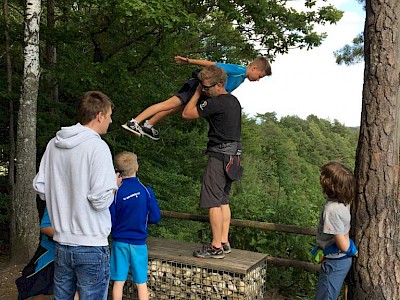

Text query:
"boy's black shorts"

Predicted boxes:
[[175, 70, 201, 105]]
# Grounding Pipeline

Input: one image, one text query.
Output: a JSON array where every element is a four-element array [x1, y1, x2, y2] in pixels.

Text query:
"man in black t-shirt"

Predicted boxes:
[[183, 65, 242, 259]]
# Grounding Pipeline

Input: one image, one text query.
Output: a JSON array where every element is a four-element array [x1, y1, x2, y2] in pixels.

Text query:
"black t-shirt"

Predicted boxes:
[[197, 93, 242, 147]]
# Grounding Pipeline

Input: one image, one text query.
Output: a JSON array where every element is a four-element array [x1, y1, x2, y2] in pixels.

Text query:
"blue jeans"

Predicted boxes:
[[314, 257, 352, 300], [54, 243, 110, 300]]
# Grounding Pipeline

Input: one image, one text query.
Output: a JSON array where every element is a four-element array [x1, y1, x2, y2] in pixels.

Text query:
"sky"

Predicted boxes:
[[232, 0, 365, 127]]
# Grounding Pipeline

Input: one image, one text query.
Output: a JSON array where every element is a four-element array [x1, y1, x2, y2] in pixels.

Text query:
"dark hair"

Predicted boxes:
[[77, 91, 114, 125], [320, 162, 356, 205]]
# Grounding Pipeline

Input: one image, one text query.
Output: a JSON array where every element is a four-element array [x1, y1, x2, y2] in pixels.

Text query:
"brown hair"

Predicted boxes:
[[249, 56, 272, 76], [320, 162, 356, 205], [114, 151, 138, 177], [198, 65, 227, 86], [77, 91, 114, 125]]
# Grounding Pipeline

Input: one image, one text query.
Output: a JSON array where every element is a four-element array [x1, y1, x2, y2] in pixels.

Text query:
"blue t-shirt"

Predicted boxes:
[[216, 62, 247, 92], [35, 208, 55, 272]]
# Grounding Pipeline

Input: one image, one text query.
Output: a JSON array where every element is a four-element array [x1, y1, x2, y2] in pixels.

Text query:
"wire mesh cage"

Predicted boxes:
[[116, 257, 267, 299]]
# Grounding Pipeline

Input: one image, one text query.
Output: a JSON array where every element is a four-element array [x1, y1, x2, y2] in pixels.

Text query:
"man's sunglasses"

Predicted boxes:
[[201, 82, 219, 90]]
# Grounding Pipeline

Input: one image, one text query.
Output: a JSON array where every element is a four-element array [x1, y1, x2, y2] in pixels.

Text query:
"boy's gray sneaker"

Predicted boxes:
[[122, 120, 143, 137], [222, 242, 231, 254], [142, 125, 160, 141]]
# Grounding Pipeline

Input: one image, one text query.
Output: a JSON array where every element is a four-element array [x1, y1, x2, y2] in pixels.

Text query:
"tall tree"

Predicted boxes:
[[11, 0, 41, 261], [351, 0, 400, 298], [4, 0, 15, 201]]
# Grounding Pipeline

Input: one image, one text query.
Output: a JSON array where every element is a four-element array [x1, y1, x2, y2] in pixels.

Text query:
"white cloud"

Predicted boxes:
[[233, 1, 365, 127]]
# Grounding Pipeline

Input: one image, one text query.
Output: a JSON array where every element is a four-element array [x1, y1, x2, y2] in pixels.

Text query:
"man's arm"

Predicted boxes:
[[182, 85, 202, 119], [175, 55, 215, 67]]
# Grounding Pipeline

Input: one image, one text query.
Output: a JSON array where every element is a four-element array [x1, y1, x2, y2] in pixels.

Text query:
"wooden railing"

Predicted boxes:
[[161, 210, 320, 272]]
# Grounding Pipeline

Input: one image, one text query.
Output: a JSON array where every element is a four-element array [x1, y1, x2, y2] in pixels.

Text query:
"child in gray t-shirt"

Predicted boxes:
[[314, 162, 358, 300]]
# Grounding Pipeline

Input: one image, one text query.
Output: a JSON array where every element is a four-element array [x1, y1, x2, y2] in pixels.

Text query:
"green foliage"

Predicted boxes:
[[0, 0, 358, 297], [334, 32, 364, 65]]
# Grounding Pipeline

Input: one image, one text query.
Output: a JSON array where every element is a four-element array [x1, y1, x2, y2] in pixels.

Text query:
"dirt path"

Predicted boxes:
[[0, 257, 22, 300]]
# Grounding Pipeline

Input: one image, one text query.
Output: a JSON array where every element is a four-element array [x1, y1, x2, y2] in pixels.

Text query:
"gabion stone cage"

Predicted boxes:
[[110, 238, 268, 300]]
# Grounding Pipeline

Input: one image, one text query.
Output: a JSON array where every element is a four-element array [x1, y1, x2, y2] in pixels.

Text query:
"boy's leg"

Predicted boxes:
[[112, 281, 126, 300], [314, 257, 352, 300], [129, 244, 149, 299], [136, 283, 149, 300], [110, 241, 130, 300], [146, 105, 183, 126], [134, 96, 182, 124]]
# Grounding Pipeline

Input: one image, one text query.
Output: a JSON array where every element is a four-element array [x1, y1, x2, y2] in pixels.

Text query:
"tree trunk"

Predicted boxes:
[[45, 0, 59, 105], [4, 0, 16, 217], [11, 0, 42, 263], [350, 0, 400, 299]]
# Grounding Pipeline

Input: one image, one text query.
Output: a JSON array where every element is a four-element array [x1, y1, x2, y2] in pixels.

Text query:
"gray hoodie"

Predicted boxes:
[[33, 123, 118, 246]]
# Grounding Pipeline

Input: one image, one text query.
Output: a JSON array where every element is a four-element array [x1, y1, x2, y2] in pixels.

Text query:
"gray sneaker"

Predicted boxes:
[[122, 119, 143, 137], [222, 242, 231, 254], [142, 125, 160, 141], [193, 244, 225, 259]]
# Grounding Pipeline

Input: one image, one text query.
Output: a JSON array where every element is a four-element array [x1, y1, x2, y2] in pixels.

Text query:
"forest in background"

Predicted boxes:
[[0, 0, 359, 298], [0, 110, 358, 298]]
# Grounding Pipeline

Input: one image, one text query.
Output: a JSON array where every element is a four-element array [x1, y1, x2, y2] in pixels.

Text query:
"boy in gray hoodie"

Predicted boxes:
[[33, 91, 118, 300]]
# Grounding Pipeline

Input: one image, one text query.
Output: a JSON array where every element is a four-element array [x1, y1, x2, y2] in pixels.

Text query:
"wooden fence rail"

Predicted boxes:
[[161, 210, 320, 272]]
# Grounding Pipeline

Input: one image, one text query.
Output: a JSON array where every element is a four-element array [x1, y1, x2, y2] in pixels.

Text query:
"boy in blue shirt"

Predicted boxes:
[[122, 55, 271, 140], [110, 151, 161, 300], [16, 207, 79, 300]]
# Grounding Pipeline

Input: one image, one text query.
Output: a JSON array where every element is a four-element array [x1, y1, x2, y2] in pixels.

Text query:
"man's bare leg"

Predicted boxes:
[[209, 207, 223, 248], [221, 204, 231, 244]]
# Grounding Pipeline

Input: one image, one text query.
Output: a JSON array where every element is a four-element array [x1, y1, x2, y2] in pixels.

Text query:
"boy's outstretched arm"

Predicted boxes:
[[175, 55, 215, 67]]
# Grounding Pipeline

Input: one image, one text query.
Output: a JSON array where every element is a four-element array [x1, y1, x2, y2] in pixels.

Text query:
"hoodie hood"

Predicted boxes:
[[55, 123, 99, 149]]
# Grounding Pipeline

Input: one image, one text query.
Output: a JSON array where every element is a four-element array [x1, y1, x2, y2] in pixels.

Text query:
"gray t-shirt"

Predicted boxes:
[[316, 199, 351, 255]]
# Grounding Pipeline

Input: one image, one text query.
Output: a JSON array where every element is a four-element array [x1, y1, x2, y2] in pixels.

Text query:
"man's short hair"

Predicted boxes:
[[250, 57, 272, 76], [114, 151, 138, 177], [198, 65, 227, 86], [77, 91, 114, 125]]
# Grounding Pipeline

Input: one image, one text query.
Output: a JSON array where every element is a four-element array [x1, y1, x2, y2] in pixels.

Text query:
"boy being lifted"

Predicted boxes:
[[122, 55, 271, 140]]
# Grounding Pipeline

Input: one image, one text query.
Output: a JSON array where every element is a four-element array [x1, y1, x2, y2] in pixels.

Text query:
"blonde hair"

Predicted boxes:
[[114, 151, 138, 177], [320, 162, 356, 205], [249, 57, 272, 76], [198, 65, 227, 86]]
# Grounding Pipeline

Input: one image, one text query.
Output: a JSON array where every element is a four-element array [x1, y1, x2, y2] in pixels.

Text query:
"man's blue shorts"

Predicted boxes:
[[110, 241, 148, 284]]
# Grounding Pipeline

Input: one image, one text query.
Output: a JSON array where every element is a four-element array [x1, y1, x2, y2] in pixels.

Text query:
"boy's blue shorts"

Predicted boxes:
[[110, 241, 148, 284]]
